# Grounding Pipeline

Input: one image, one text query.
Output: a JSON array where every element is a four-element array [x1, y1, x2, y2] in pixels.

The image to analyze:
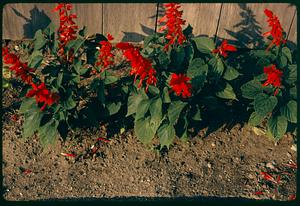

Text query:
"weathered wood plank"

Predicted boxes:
[[217, 3, 296, 48], [2, 3, 102, 40], [180, 3, 222, 38], [103, 3, 157, 43], [287, 9, 297, 46]]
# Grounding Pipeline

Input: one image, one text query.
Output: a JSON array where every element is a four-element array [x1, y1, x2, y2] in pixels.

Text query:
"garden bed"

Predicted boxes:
[[2, 85, 296, 201]]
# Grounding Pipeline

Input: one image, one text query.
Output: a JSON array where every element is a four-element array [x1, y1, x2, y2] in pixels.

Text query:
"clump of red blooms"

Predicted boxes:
[[262, 64, 283, 96], [263, 9, 286, 50], [26, 82, 60, 111], [53, 3, 78, 55], [116, 42, 157, 90], [158, 3, 186, 51], [169, 73, 192, 98], [212, 40, 237, 58], [2, 47, 34, 84], [96, 33, 115, 72]]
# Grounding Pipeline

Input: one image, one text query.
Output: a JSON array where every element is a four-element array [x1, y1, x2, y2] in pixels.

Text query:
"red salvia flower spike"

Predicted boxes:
[[262, 64, 283, 96], [169, 73, 192, 98], [96, 34, 115, 72], [212, 40, 237, 58], [263, 9, 286, 50]]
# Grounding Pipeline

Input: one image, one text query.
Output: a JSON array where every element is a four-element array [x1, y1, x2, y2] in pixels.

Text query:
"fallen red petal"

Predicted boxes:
[[61, 152, 76, 157], [97, 137, 110, 143], [288, 194, 296, 201], [23, 169, 32, 175], [254, 191, 263, 195]]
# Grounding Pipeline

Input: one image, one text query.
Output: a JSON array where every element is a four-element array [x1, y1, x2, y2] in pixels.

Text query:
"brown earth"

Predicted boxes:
[[2, 86, 297, 201]]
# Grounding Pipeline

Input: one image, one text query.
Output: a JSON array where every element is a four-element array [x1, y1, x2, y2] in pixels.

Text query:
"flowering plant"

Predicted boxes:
[[241, 9, 297, 140], [2, 3, 121, 145]]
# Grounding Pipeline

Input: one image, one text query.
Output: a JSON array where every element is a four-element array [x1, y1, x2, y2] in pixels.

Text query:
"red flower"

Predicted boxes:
[[26, 82, 59, 111], [116, 42, 157, 90], [96, 34, 115, 71], [53, 3, 78, 55], [169, 73, 192, 98], [263, 9, 286, 50], [212, 40, 237, 58], [158, 3, 186, 51], [262, 64, 283, 95], [2, 47, 34, 84]]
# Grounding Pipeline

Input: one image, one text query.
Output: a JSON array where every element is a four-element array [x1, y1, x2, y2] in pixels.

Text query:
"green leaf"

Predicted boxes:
[[19, 98, 36, 114], [162, 87, 171, 103], [250, 50, 276, 59], [168, 101, 187, 125], [183, 24, 193, 38], [184, 44, 194, 64], [157, 122, 176, 149], [248, 111, 264, 126], [149, 97, 162, 129], [23, 110, 43, 138], [282, 47, 292, 63], [241, 80, 263, 99], [216, 82, 237, 100], [104, 75, 118, 85], [223, 66, 240, 81], [148, 85, 160, 96], [28, 51, 43, 68], [278, 55, 287, 68], [135, 99, 151, 120], [280, 100, 297, 123], [192, 37, 215, 54], [79, 26, 87, 37], [56, 72, 63, 87], [134, 117, 157, 144], [209, 56, 224, 76], [65, 37, 85, 55], [127, 90, 148, 117], [257, 58, 271, 67], [62, 95, 76, 110], [187, 58, 206, 78], [286, 64, 297, 84], [254, 93, 278, 116], [39, 119, 59, 146], [34, 29, 46, 50], [192, 105, 201, 121], [290, 86, 297, 100], [170, 46, 185, 68], [267, 115, 287, 140], [106, 102, 122, 115]]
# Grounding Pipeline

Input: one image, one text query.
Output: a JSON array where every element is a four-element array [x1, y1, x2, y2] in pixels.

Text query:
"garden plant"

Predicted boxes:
[[2, 3, 297, 150]]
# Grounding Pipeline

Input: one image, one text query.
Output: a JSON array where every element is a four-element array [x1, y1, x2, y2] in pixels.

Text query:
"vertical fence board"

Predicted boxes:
[[217, 3, 296, 48], [2, 3, 102, 40], [288, 9, 297, 46], [103, 3, 157, 43], [180, 3, 222, 38]]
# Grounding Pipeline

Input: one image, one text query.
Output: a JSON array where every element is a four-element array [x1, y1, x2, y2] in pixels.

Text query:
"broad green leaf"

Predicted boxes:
[[248, 111, 264, 126], [126, 90, 148, 117], [134, 117, 157, 144], [170, 46, 185, 68], [209, 56, 224, 76], [278, 55, 287, 68], [65, 37, 85, 55], [223, 66, 240, 81], [290, 86, 297, 100], [241, 80, 263, 99], [56, 72, 63, 87], [162, 87, 171, 103], [216, 82, 237, 100], [254, 93, 278, 116], [157, 122, 176, 149], [250, 50, 276, 60], [282, 47, 292, 63], [192, 37, 215, 54], [34, 29, 46, 50], [184, 44, 194, 63], [19, 98, 36, 114], [168, 101, 187, 125], [79, 26, 87, 37], [286, 64, 297, 84], [62, 95, 76, 110], [148, 85, 160, 96], [192, 105, 201, 121], [104, 75, 118, 85], [149, 97, 163, 133], [28, 51, 43, 68], [39, 119, 59, 146], [106, 102, 122, 115], [257, 58, 271, 67], [267, 115, 287, 140], [23, 110, 43, 138], [187, 58, 206, 78], [135, 99, 151, 120], [280, 100, 297, 123]]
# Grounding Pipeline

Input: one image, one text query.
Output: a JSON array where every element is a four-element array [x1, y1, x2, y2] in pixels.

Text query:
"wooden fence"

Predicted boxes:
[[2, 3, 297, 48]]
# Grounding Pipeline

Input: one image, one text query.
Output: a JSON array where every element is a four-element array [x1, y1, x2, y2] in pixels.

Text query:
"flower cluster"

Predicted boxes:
[[169, 73, 192, 98], [263, 9, 286, 50], [116, 42, 157, 90], [158, 3, 186, 51], [262, 64, 283, 95], [96, 34, 115, 72], [212, 40, 237, 58], [53, 3, 78, 55], [2, 47, 34, 84], [26, 82, 59, 111]]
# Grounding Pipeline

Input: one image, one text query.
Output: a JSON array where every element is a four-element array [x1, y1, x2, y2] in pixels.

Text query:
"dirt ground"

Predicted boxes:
[[2, 85, 297, 201]]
